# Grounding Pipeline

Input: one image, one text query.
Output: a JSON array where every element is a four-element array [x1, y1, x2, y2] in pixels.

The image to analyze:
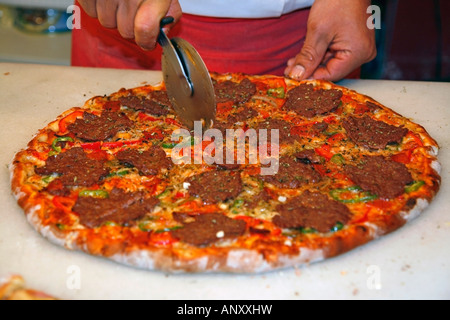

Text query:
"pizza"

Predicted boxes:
[[0, 275, 57, 300], [10, 72, 441, 273]]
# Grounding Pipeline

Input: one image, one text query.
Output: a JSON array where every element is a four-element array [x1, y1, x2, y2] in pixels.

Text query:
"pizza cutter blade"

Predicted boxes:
[[157, 17, 216, 130]]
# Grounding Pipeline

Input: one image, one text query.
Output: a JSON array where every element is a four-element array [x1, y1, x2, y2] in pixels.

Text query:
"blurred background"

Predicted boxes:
[[0, 0, 448, 82], [362, 0, 449, 81], [0, 0, 73, 66]]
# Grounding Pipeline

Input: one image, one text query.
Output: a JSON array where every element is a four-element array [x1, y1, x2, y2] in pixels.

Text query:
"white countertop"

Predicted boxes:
[[0, 63, 449, 300]]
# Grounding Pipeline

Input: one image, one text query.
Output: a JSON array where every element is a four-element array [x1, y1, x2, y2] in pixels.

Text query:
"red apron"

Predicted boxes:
[[71, 1, 310, 76]]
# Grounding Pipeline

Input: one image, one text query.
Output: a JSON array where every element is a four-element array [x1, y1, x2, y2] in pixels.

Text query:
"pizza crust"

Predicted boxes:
[[108, 246, 326, 274], [0, 275, 57, 300]]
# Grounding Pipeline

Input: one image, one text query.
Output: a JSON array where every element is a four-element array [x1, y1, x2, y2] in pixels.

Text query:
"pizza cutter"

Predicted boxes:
[[157, 17, 216, 130]]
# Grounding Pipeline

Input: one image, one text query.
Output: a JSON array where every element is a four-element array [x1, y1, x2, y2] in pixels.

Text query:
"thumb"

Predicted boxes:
[[285, 32, 330, 80]]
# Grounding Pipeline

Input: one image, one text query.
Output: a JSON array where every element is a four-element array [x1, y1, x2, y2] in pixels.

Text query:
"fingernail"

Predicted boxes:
[[290, 65, 305, 80]]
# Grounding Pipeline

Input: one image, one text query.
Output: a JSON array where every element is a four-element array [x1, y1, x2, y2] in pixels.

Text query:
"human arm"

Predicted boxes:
[[77, 0, 182, 50], [284, 0, 377, 81]]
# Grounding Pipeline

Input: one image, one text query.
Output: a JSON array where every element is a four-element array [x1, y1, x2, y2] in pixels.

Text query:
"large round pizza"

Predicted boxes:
[[10, 73, 441, 273]]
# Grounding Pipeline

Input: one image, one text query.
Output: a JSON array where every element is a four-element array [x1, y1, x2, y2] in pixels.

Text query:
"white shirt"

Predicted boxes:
[[178, 0, 315, 18]]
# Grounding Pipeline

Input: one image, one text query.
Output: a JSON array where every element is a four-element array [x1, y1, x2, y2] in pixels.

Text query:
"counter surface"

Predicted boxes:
[[1, 63, 449, 300]]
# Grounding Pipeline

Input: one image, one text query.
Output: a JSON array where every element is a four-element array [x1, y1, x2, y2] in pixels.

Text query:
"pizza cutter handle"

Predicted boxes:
[[160, 16, 175, 29], [157, 16, 194, 97], [157, 16, 176, 52]]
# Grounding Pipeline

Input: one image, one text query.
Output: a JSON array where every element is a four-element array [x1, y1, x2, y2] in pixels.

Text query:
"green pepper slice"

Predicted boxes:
[[330, 153, 345, 165], [267, 87, 285, 99], [163, 137, 195, 149], [162, 142, 177, 149], [138, 221, 152, 232], [299, 227, 316, 234], [103, 221, 119, 227], [156, 188, 172, 199], [232, 199, 245, 208], [42, 175, 57, 184], [405, 180, 425, 193], [330, 222, 344, 232], [329, 186, 377, 204], [107, 170, 130, 178], [51, 136, 74, 154], [56, 223, 66, 230], [78, 189, 109, 199], [155, 226, 183, 233]]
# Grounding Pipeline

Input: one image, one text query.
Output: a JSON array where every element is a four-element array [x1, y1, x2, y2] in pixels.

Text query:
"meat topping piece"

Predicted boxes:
[[35, 147, 109, 187], [342, 115, 408, 149], [214, 78, 256, 104], [43, 179, 71, 197], [227, 107, 258, 123], [260, 155, 321, 189], [273, 191, 352, 233], [244, 189, 272, 209], [149, 90, 172, 107], [73, 188, 158, 228], [119, 94, 170, 116], [294, 149, 323, 164], [212, 108, 257, 136], [116, 145, 172, 175], [344, 156, 413, 199], [185, 170, 243, 204], [312, 121, 329, 133], [253, 118, 295, 144], [212, 119, 239, 137], [171, 213, 246, 246], [68, 111, 133, 141], [284, 84, 343, 118]]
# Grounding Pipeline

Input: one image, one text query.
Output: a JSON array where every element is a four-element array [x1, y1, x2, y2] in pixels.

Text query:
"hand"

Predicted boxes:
[[78, 0, 182, 50], [284, 0, 376, 81]]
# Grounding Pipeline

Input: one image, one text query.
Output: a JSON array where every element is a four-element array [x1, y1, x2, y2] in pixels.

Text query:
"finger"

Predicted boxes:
[[134, 0, 173, 50], [284, 32, 330, 80], [78, 0, 98, 18], [116, 0, 140, 39], [96, 0, 119, 29], [310, 50, 359, 82], [164, 0, 182, 31], [320, 50, 335, 66]]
